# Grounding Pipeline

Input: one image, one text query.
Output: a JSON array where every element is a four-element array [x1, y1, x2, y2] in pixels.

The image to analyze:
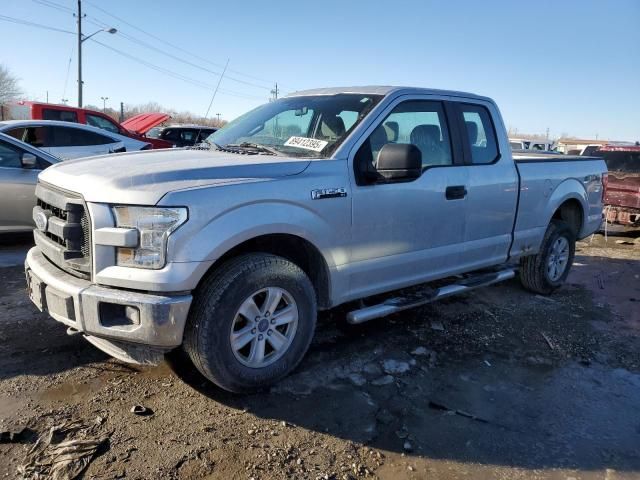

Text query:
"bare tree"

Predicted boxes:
[[0, 64, 22, 104]]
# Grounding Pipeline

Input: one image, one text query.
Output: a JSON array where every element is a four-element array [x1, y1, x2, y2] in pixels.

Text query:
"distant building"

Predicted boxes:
[[556, 138, 608, 154]]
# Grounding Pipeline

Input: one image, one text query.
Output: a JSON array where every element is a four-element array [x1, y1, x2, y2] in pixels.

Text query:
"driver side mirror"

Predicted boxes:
[[21, 153, 38, 169], [376, 144, 422, 181]]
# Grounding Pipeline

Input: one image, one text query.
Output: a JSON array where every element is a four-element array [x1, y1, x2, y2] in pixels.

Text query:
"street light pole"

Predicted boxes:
[[77, 0, 82, 107], [76, 0, 117, 108], [101, 96, 109, 112]]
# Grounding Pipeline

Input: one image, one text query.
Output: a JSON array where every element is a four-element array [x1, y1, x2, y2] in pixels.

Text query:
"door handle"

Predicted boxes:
[[445, 185, 467, 200]]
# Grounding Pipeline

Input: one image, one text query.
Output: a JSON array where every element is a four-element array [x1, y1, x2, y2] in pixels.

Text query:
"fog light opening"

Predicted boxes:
[[98, 302, 141, 328]]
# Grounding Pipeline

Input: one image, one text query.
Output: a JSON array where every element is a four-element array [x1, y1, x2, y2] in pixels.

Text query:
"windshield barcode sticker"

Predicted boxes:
[[284, 136, 328, 152]]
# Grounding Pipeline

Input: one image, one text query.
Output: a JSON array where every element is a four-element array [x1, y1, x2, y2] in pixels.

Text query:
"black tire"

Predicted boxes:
[[183, 253, 317, 393], [519, 220, 576, 295]]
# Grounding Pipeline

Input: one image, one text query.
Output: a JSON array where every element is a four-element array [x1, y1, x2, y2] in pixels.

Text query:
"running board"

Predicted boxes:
[[346, 268, 517, 324]]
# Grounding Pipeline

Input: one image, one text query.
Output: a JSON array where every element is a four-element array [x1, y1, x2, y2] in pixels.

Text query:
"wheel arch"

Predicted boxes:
[[196, 233, 332, 310], [545, 179, 588, 238]]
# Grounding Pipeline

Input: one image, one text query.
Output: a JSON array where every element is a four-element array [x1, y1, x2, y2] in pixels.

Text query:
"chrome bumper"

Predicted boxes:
[[25, 247, 192, 351]]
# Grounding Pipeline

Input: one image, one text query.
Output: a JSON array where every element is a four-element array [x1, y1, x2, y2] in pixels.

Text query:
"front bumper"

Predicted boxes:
[[25, 247, 192, 361]]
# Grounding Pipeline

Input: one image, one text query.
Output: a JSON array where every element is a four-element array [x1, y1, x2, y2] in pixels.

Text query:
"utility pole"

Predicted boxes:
[[270, 82, 279, 101], [77, 0, 83, 107], [216, 113, 221, 124], [76, 0, 116, 108], [119, 102, 124, 122], [100, 96, 109, 112]]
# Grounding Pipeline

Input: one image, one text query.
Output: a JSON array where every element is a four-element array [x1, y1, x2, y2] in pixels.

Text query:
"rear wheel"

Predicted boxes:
[[519, 220, 575, 295], [183, 253, 317, 393]]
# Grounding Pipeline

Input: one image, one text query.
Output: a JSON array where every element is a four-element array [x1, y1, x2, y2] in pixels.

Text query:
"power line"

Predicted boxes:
[[90, 38, 266, 101], [61, 44, 74, 101], [82, 0, 279, 88], [0, 13, 74, 35], [33, 0, 276, 91], [4, 9, 269, 102]]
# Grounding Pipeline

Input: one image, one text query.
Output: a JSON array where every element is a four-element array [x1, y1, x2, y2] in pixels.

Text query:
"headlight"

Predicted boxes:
[[112, 206, 188, 269]]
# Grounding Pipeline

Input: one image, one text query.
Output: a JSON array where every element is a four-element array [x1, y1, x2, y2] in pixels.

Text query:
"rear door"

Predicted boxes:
[[46, 126, 120, 159], [450, 101, 519, 268]]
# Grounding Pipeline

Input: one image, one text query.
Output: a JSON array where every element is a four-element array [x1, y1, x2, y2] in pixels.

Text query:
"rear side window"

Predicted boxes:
[[459, 104, 499, 164], [42, 108, 78, 123], [49, 126, 113, 147], [7, 126, 49, 148], [180, 130, 196, 142], [161, 129, 180, 141]]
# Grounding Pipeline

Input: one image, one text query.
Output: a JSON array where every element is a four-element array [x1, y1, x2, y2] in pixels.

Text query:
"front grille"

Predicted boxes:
[[34, 183, 91, 279]]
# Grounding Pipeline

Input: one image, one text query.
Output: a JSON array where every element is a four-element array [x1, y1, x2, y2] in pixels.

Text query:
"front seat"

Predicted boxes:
[[410, 124, 445, 165], [318, 114, 346, 141]]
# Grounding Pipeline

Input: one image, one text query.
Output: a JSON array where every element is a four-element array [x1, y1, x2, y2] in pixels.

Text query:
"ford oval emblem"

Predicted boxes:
[[34, 211, 48, 232]]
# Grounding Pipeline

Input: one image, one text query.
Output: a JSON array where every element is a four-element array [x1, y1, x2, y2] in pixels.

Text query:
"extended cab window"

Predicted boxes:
[[460, 104, 499, 164], [42, 108, 78, 123], [49, 126, 113, 147], [86, 114, 120, 134], [356, 100, 453, 172]]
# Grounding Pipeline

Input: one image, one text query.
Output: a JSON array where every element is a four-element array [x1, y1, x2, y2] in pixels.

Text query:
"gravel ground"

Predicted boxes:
[[1, 232, 639, 480]]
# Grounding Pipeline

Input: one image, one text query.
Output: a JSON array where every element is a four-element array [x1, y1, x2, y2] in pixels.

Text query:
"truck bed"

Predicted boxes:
[[513, 152, 600, 163], [510, 153, 607, 256]]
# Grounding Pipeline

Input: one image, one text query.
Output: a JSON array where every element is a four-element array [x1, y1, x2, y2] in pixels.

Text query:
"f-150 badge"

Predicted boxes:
[[311, 188, 347, 200]]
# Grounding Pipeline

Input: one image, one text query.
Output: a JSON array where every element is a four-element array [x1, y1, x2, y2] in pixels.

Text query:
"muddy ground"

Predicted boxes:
[[1, 232, 639, 480]]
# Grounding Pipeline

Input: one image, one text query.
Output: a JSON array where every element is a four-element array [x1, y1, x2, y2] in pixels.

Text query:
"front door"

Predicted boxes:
[[348, 97, 469, 299], [0, 141, 42, 232]]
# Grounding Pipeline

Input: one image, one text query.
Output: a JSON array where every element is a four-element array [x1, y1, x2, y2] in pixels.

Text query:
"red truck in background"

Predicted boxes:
[[1, 101, 173, 149], [599, 144, 640, 229]]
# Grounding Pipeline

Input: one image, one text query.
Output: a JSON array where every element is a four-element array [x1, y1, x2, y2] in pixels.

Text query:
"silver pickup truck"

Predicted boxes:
[[24, 86, 607, 392]]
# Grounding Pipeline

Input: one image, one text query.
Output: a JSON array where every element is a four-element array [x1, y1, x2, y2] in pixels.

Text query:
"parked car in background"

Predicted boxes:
[[155, 125, 218, 147], [0, 132, 59, 233], [0, 120, 151, 160], [2, 101, 173, 149], [599, 144, 640, 228], [509, 138, 555, 151], [24, 86, 607, 393]]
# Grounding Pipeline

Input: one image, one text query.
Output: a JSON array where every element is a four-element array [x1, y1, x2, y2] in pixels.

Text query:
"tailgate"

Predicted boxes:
[[605, 173, 640, 209]]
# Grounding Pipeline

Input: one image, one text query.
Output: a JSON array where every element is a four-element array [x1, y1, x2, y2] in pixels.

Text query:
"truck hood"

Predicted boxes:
[[121, 113, 170, 135], [39, 148, 311, 205]]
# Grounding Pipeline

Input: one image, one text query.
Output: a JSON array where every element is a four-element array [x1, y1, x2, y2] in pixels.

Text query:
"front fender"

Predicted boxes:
[[167, 199, 346, 270]]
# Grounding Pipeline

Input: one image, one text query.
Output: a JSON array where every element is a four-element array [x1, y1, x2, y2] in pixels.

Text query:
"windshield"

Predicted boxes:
[[206, 93, 383, 158]]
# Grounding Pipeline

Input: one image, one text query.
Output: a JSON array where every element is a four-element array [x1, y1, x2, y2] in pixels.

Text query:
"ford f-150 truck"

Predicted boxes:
[[24, 86, 607, 393]]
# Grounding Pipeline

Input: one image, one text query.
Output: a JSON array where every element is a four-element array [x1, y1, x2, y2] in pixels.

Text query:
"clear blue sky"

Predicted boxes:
[[2, 0, 639, 140]]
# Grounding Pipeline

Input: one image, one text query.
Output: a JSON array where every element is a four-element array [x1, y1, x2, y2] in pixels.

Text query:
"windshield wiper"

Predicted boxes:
[[224, 142, 280, 155]]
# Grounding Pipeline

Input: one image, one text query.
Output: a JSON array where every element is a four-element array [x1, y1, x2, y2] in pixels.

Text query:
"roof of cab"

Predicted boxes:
[[285, 86, 492, 102]]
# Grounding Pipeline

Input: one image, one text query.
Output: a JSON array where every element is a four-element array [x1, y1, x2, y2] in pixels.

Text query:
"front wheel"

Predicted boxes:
[[183, 253, 317, 393], [519, 220, 576, 295]]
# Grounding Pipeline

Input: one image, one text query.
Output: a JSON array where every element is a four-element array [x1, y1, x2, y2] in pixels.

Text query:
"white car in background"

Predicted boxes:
[[0, 120, 151, 160]]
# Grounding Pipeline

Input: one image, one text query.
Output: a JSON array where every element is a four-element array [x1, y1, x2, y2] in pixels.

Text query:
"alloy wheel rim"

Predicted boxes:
[[547, 236, 569, 281], [229, 287, 299, 368]]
